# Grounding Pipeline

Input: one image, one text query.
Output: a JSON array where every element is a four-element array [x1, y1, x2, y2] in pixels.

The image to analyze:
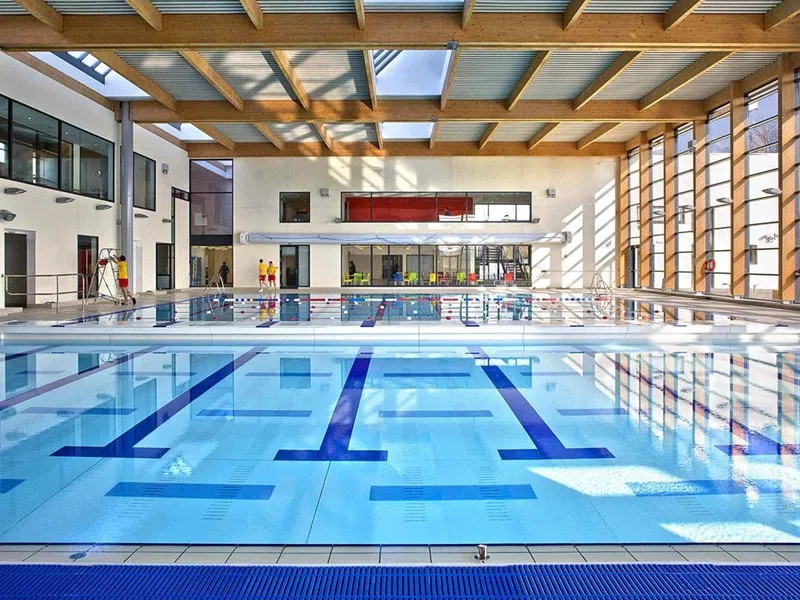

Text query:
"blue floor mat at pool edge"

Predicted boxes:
[[0, 563, 799, 599]]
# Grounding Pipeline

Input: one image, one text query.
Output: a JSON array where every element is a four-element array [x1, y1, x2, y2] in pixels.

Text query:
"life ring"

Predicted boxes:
[[704, 258, 716, 273]]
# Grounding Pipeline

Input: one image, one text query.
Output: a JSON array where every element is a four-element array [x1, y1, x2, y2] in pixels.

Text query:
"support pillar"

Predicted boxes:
[[120, 101, 134, 289], [693, 118, 709, 294], [778, 54, 799, 302], [616, 154, 630, 287], [639, 135, 652, 288], [663, 124, 677, 291], [730, 81, 746, 297]]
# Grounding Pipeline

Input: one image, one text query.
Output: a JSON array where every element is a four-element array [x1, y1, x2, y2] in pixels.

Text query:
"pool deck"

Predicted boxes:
[[1, 543, 797, 565]]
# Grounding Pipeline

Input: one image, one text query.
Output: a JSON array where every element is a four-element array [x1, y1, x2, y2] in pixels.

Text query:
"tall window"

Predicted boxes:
[[11, 103, 59, 189], [341, 192, 531, 223], [649, 137, 665, 289], [190, 159, 234, 287], [744, 82, 780, 299], [60, 124, 114, 201], [628, 149, 641, 287], [133, 152, 156, 210], [280, 192, 310, 223], [0, 97, 7, 179], [706, 104, 732, 294], [675, 124, 695, 290]]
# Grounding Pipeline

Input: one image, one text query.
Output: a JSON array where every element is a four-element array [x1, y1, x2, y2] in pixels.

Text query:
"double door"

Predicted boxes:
[[279, 245, 310, 288]]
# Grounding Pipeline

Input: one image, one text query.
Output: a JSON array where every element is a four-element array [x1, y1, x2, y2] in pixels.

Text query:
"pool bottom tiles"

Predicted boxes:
[[0, 342, 798, 545]]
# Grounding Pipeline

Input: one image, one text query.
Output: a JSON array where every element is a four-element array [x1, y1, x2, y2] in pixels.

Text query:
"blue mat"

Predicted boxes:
[[1, 563, 799, 599]]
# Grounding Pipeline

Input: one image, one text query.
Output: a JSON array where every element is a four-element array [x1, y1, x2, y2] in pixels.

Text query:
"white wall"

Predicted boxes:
[[232, 155, 616, 288], [0, 53, 189, 308]]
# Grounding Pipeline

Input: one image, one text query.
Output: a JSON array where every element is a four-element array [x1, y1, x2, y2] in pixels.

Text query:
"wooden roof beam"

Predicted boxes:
[[573, 51, 641, 110], [364, 50, 378, 110], [528, 122, 559, 150], [355, 0, 366, 30], [440, 47, 461, 110], [766, 0, 800, 30], [180, 51, 244, 111], [639, 51, 733, 110], [194, 123, 235, 151], [507, 51, 551, 111], [463, 0, 477, 29], [124, 0, 162, 31], [429, 121, 440, 150], [478, 122, 500, 149], [563, 0, 591, 30], [238, 0, 263, 29], [664, 0, 704, 30], [313, 123, 333, 149], [253, 123, 284, 150], [10, 0, 61, 31], [375, 122, 384, 149], [91, 51, 178, 111], [577, 122, 621, 150], [270, 50, 311, 111]]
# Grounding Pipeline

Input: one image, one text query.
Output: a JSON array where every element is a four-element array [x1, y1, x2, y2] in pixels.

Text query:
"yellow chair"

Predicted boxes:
[[429, 272, 437, 285], [361, 271, 371, 285], [343, 273, 354, 285]]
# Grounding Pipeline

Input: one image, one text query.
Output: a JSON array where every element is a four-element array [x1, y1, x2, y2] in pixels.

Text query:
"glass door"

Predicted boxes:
[[155, 243, 174, 290], [77, 235, 98, 299], [280, 245, 310, 288]]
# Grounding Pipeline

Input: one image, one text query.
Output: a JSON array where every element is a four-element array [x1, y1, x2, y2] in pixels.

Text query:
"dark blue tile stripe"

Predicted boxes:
[[52, 347, 266, 459], [558, 408, 627, 416], [153, 321, 179, 328], [628, 479, 786, 497], [382, 373, 471, 378], [380, 410, 493, 418], [246, 372, 332, 378], [256, 320, 278, 328], [24, 407, 136, 416], [106, 482, 275, 500], [370, 485, 536, 501], [519, 371, 581, 377], [1, 345, 56, 362], [461, 320, 480, 327], [19, 370, 64, 375], [469, 346, 613, 461], [0, 346, 160, 412], [0, 479, 24, 494], [116, 371, 197, 377], [275, 347, 387, 462], [198, 409, 311, 418]]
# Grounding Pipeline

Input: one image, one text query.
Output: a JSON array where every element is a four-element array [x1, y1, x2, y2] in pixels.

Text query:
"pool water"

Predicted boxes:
[[0, 342, 798, 544]]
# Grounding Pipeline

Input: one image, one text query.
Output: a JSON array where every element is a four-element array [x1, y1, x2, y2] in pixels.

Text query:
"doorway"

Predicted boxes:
[[77, 235, 98, 299], [156, 243, 174, 290], [280, 245, 310, 289], [4, 232, 30, 307]]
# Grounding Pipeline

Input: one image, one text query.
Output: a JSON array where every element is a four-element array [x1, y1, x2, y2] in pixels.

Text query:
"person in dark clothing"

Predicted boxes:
[[349, 261, 357, 276], [218, 261, 230, 285]]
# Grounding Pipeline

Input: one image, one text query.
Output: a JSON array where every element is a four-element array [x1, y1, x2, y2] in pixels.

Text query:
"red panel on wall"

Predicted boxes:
[[345, 196, 473, 222]]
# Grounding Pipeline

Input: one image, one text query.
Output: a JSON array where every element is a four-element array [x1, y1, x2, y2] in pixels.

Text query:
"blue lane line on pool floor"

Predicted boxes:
[[23, 407, 136, 416], [370, 485, 536, 501], [558, 408, 627, 416], [0, 479, 24, 494], [275, 347, 387, 462], [256, 320, 278, 328], [153, 320, 179, 328], [461, 320, 480, 327], [380, 410, 493, 418], [1, 345, 57, 363], [116, 371, 197, 377], [0, 346, 160, 412], [198, 409, 312, 418], [52, 347, 266, 459], [628, 479, 789, 497], [469, 346, 614, 461], [106, 482, 275, 500], [19, 370, 65, 375], [246, 372, 332, 378], [519, 371, 581, 377], [382, 372, 471, 378]]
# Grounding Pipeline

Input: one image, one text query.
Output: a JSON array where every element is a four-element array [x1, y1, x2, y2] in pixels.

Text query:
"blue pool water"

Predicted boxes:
[[0, 342, 798, 544]]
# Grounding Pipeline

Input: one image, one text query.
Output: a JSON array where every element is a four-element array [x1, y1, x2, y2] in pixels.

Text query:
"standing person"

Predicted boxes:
[[110, 254, 136, 306], [267, 260, 278, 289], [258, 259, 267, 293], [349, 261, 356, 277], [218, 261, 230, 286]]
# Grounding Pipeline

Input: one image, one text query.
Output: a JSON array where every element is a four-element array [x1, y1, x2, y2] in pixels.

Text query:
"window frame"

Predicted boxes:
[[279, 191, 311, 223], [133, 151, 157, 212]]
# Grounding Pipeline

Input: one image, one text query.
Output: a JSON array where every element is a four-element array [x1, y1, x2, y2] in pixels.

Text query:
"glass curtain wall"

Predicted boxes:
[[675, 124, 695, 290], [628, 149, 641, 287], [744, 82, 780, 299], [11, 103, 59, 189], [0, 97, 7, 178], [649, 137, 665, 289], [60, 124, 114, 201], [190, 159, 234, 287], [341, 245, 532, 286], [706, 104, 733, 294]]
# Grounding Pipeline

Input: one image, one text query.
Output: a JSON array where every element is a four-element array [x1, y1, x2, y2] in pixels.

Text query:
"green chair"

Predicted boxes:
[[408, 272, 418, 285], [456, 272, 466, 285], [354, 272, 363, 285]]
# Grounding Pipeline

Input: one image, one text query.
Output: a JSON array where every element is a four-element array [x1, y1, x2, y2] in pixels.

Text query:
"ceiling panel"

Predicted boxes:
[[201, 51, 294, 100], [284, 50, 370, 100], [597, 122, 655, 142], [116, 51, 224, 100], [492, 122, 546, 142], [438, 121, 492, 141], [473, 0, 571, 10], [450, 50, 537, 100], [546, 122, 602, 142], [327, 123, 377, 142], [211, 123, 269, 143], [585, 0, 673, 12], [523, 51, 620, 100], [267, 123, 319, 142], [668, 53, 779, 100], [696, 0, 782, 13], [594, 52, 705, 100]]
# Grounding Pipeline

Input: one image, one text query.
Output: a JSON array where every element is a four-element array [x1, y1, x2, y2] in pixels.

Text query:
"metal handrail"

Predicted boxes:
[[3, 272, 88, 314]]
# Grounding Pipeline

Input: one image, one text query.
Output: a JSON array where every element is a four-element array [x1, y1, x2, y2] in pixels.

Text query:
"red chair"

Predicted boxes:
[[467, 273, 477, 284], [504, 273, 514, 284]]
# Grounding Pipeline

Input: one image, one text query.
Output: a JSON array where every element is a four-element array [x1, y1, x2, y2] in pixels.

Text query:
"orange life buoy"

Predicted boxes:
[[704, 258, 716, 273]]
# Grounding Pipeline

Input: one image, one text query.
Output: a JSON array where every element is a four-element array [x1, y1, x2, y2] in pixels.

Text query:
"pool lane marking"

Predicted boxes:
[[380, 410, 493, 418], [0, 346, 160, 412], [275, 347, 387, 461], [246, 372, 332, 378], [628, 479, 790, 497], [469, 346, 614, 461], [106, 482, 275, 500], [198, 409, 311, 418], [23, 407, 136, 416], [370, 485, 536, 501], [382, 372, 471, 378], [0, 479, 24, 494], [0, 345, 57, 363], [61, 295, 218, 325], [558, 408, 627, 416], [52, 346, 266, 459]]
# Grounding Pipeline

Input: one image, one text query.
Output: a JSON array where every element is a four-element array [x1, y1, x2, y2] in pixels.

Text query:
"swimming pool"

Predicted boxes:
[[0, 341, 797, 545]]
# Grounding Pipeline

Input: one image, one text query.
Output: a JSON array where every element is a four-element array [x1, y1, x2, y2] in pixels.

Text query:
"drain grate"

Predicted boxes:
[[0, 563, 799, 599]]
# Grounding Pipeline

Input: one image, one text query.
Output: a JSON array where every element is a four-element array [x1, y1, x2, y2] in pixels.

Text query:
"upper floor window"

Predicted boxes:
[[11, 103, 59, 189], [134, 152, 156, 211], [280, 192, 310, 223], [341, 191, 531, 223], [0, 97, 8, 179], [61, 123, 114, 201]]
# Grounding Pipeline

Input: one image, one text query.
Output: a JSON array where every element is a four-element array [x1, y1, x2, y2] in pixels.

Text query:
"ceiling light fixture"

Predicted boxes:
[[3, 187, 26, 195], [715, 197, 732, 204], [55, 196, 75, 204], [135, 213, 149, 219], [762, 187, 782, 196], [95, 204, 112, 211]]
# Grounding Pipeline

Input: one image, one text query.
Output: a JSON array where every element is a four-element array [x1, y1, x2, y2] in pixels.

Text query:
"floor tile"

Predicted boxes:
[[25, 552, 75, 563], [43, 545, 92, 552], [176, 553, 231, 564], [226, 553, 280, 565], [282, 546, 332, 555], [777, 552, 800, 563], [0, 552, 35, 562], [671, 544, 721, 551], [380, 553, 431, 564], [431, 552, 482, 564], [527, 545, 576, 553], [233, 546, 284, 554], [0, 545, 45, 552], [531, 552, 585, 564], [483, 545, 530, 554], [137, 545, 189, 553], [575, 545, 627, 552], [624, 545, 674, 552], [89, 545, 141, 553], [766, 544, 800, 552], [380, 546, 430, 554], [629, 551, 687, 563], [125, 552, 182, 564], [277, 553, 331, 565], [328, 553, 380, 565], [430, 545, 478, 554], [331, 546, 381, 555], [726, 551, 787, 563], [485, 553, 534, 564], [184, 545, 237, 554], [73, 552, 131, 564], [717, 544, 769, 552], [580, 552, 637, 563], [677, 551, 738, 563]]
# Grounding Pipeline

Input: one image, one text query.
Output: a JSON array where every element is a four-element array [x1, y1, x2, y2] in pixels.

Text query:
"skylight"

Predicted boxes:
[[54, 51, 113, 83], [374, 50, 451, 99], [381, 122, 434, 140]]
